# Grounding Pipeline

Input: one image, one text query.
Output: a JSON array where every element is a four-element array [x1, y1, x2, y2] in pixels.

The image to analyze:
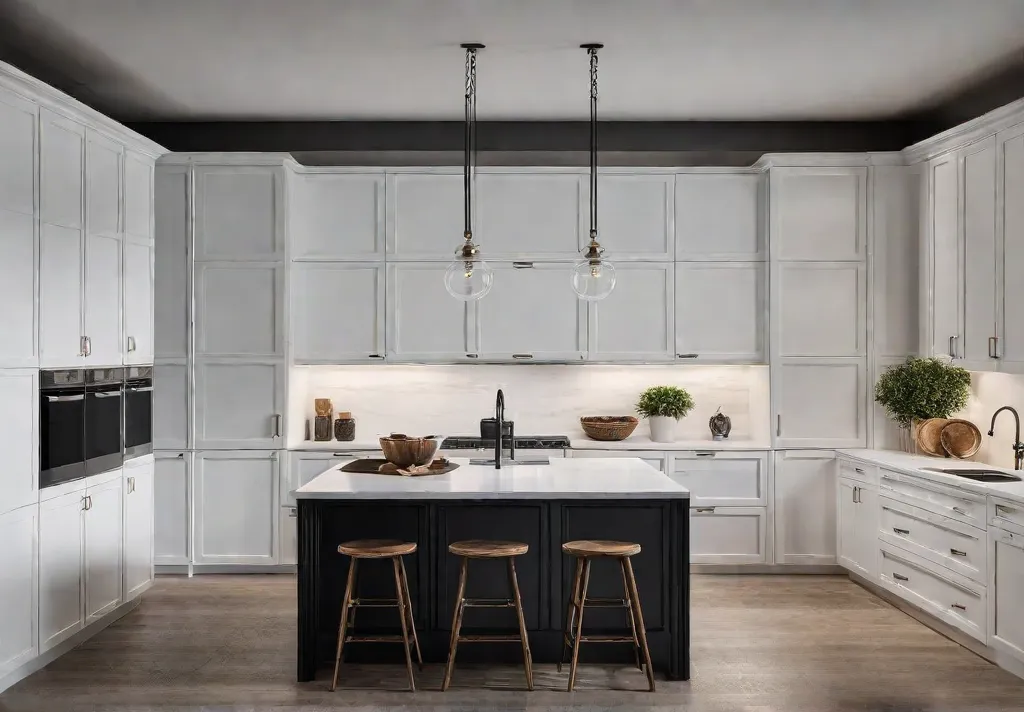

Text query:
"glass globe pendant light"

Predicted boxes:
[[444, 43, 493, 301], [572, 43, 616, 301]]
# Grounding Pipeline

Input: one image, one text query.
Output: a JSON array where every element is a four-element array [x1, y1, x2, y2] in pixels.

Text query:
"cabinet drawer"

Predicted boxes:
[[670, 452, 768, 506], [838, 458, 876, 486], [990, 497, 1024, 535], [879, 544, 987, 642], [690, 506, 767, 564], [878, 469, 986, 528], [879, 496, 986, 584]]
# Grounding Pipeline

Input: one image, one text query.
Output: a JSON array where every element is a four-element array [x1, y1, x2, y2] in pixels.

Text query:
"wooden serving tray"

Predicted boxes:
[[341, 458, 460, 477]]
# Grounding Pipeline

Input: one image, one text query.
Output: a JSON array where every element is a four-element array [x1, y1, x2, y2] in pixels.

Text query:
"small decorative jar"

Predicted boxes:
[[313, 416, 332, 442], [334, 411, 355, 442]]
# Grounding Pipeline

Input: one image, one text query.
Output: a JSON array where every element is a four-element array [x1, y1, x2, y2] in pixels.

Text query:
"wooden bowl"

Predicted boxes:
[[940, 420, 982, 459], [580, 416, 639, 442], [379, 434, 440, 467], [915, 418, 949, 456]]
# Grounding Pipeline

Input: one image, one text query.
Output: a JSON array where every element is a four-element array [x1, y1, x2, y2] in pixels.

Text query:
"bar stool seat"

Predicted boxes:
[[448, 539, 529, 558], [338, 539, 417, 558], [561, 540, 642, 557]]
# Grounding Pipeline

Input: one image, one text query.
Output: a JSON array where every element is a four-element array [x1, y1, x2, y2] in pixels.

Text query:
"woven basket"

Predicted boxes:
[[580, 416, 639, 442]]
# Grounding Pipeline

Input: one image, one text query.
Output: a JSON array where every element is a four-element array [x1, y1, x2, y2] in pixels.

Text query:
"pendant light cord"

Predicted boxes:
[[464, 47, 478, 239], [589, 47, 598, 238]]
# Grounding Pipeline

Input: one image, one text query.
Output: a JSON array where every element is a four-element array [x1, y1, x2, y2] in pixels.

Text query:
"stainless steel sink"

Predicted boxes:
[[921, 467, 1022, 482]]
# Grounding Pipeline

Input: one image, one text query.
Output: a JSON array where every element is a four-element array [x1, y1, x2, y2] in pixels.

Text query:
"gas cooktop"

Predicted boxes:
[[441, 435, 570, 450]]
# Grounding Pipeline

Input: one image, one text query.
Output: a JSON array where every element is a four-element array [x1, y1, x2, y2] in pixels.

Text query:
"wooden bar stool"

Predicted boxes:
[[558, 540, 655, 692], [442, 540, 533, 691], [330, 539, 423, 692]]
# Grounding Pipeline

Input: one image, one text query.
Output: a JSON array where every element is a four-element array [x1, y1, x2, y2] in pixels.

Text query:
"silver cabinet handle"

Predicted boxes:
[[512, 261, 534, 269], [676, 353, 698, 359], [893, 527, 910, 535], [127, 335, 136, 353], [128, 386, 154, 393], [512, 353, 533, 360], [46, 394, 85, 402], [950, 548, 967, 557], [81, 496, 89, 511], [855, 467, 865, 474], [694, 452, 716, 458], [952, 506, 968, 515], [85, 336, 92, 356], [951, 603, 967, 611], [272, 414, 282, 437], [93, 391, 122, 399], [854, 486, 861, 504], [695, 506, 716, 513], [176, 452, 184, 459], [465, 353, 479, 359], [128, 476, 136, 494], [80, 336, 88, 357], [332, 452, 360, 456], [989, 336, 998, 359], [776, 414, 781, 437], [368, 354, 384, 359], [893, 573, 909, 582], [949, 335, 956, 358]]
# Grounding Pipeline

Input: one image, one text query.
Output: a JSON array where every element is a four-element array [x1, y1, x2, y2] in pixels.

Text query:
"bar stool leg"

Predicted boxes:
[[623, 557, 656, 692], [441, 557, 469, 691], [558, 556, 583, 673], [330, 558, 358, 692], [397, 557, 424, 669], [567, 558, 592, 692], [619, 558, 643, 671], [506, 558, 534, 691], [390, 558, 416, 691]]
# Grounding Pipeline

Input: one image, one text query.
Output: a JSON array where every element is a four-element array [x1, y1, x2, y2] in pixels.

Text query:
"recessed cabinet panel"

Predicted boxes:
[[776, 262, 865, 357], [292, 173, 383, 258], [84, 232, 123, 366], [84, 476, 123, 622], [0, 371, 38, 515], [989, 528, 1024, 663], [675, 174, 761, 259], [0, 89, 36, 217], [195, 361, 283, 449], [1001, 130, 1024, 368], [86, 133, 121, 237], [596, 174, 673, 258], [774, 451, 837, 565], [196, 264, 283, 357], [386, 264, 470, 360], [292, 263, 384, 361], [39, 223, 83, 367], [776, 359, 865, 448], [670, 452, 768, 507], [124, 152, 153, 239], [124, 241, 154, 365], [589, 263, 674, 360], [676, 262, 763, 362], [40, 110, 84, 229], [154, 363, 188, 450], [962, 138, 997, 365], [476, 263, 585, 359], [771, 167, 866, 261], [0, 208, 37, 366], [0, 505, 36, 676], [155, 167, 189, 358], [194, 452, 277, 564], [475, 173, 581, 257], [124, 459, 154, 599], [930, 155, 960, 359], [39, 488, 84, 651], [195, 167, 282, 260], [154, 453, 189, 565], [691, 508, 767, 564], [387, 172, 463, 258]]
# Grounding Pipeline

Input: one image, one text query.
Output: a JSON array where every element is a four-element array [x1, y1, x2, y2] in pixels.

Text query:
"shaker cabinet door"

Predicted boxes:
[[961, 137, 997, 367], [194, 452, 278, 565], [774, 358, 866, 449], [929, 153, 962, 359], [195, 263, 284, 358], [39, 223, 84, 368], [588, 263, 674, 361], [596, 173, 674, 259], [0, 208, 37, 367], [386, 263, 473, 361], [675, 173, 762, 259], [774, 450, 838, 565], [194, 361, 285, 450], [154, 453, 190, 566], [770, 167, 866, 261], [998, 126, 1024, 371], [194, 166, 283, 260], [676, 262, 764, 363], [84, 476, 123, 623], [291, 173, 384, 259], [84, 232, 123, 366], [291, 263, 385, 362], [39, 489, 85, 651], [773, 261, 865, 358], [124, 241, 154, 364]]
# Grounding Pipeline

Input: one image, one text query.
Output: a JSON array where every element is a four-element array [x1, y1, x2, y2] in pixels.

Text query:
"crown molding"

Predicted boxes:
[[902, 96, 1024, 164], [754, 152, 905, 170], [156, 152, 300, 168]]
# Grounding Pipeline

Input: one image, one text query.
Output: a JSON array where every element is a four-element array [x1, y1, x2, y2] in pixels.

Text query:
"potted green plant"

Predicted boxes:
[[636, 386, 695, 443], [874, 357, 971, 452]]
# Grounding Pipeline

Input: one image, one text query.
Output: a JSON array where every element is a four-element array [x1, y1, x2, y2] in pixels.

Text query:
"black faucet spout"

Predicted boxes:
[[989, 406, 1023, 471], [495, 389, 504, 469]]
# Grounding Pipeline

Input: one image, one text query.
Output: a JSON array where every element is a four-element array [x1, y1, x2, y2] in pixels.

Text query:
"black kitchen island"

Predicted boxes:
[[295, 457, 691, 681]]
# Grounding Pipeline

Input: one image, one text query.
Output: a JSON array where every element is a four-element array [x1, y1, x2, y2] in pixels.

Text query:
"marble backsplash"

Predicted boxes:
[[288, 364, 771, 446]]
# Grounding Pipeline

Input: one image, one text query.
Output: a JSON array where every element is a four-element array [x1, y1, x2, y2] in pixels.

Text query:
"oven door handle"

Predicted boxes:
[[91, 391, 122, 399], [46, 394, 85, 402], [127, 386, 154, 393]]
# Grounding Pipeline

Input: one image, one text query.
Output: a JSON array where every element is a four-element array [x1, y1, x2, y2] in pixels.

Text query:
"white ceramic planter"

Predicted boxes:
[[648, 416, 677, 443]]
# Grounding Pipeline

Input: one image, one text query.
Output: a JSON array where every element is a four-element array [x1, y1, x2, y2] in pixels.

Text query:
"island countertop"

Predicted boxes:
[[294, 456, 690, 500]]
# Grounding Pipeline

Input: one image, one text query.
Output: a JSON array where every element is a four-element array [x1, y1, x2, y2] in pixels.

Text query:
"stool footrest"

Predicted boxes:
[[350, 598, 400, 608], [462, 598, 515, 608], [576, 597, 629, 608], [345, 635, 414, 644], [456, 634, 524, 643]]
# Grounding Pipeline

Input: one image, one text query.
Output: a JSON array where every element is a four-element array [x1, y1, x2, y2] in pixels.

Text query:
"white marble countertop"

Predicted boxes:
[[570, 435, 771, 451], [294, 457, 690, 500], [837, 448, 1024, 506]]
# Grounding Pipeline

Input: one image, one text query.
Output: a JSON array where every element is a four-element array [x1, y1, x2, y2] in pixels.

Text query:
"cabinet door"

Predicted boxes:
[[84, 232, 123, 366], [989, 527, 1024, 663], [773, 359, 866, 448], [194, 452, 278, 565], [588, 263, 674, 361], [855, 484, 879, 579], [194, 360, 284, 449], [86, 131, 121, 238], [669, 451, 768, 507], [774, 450, 837, 565], [774, 262, 865, 357], [40, 109, 84, 230], [123, 459, 154, 599], [837, 478, 859, 572], [123, 152, 153, 240], [0, 504, 37, 676], [476, 263, 586, 360], [194, 166, 283, 260], [155, 166, 189, 358], [291, 173, 384, 259], [930, 153, 961, 359], [39, 223, 84, 367], [124, 241, 153, 365], [386, 171, 463, 258], [961, 138, 997, 366], [0, 371, 37, 515], [386, 263, 472, 360], [676, 262, 764, 362], [0, 208, 36, 367], [292, 263, 384, 362], [998, 126, 1024, 370], [154, 452, 189, 566], [195, 263, 284, 358], [597, 173, 673, 259], [770, 167, 866, 261], [154, 362, 188, 450], [675, 173, 762, 259], [691, 507, 768, 565], [84, 475, 123, 622], [0, 88, 36, 218], [39, 488, 84, 651], [475, 172, 582, 258]]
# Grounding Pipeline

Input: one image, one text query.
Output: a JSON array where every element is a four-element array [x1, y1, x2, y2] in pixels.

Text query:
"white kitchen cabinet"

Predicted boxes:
[[769, 167, 866, 261], [124, 151, 153, 240], [773, 262, 865, 357], [291, 172, 384, 259], [836, 477, 878, 580], [690, 507, 768, 565], [773, 359, 866, 449], [0, 370, 37, 515], [675, 173, 762, 260], [997, 124, 1024, 371], [0, 208, 36, 368], [961, 137, 998, 367], [194, 360, 285, 450], [570, 449, 668, 474], [475, 172, 582, 258], [38, 486, 85, 651], [871, 166, 919, 359], [84, 232, 123, 366], [195, 262, 284, 358], [669, 451, 768, 507], [40, 109, 84, 230], [588, 262, 674, 361], [86, 131, 121, 238], [476, 263, 586, 360], [386, 263, 473, 361], [0, 87, 36, 218], [123, 458, 154, 599], [386, 171, 463, 258], [988, 525, 1024, 664], [291, 262, 385, 362], [154, 166, 189, 359], [595, 173, 673, 259], [123, 240, 153, 364], [194, 165, 284, 261], [39, 223, 84, 367], [0, 504, 37, 678], [675, 262, 764, 362], [153, 362, 188, 450], [84, 474, 123, 623], [194, 451, 278, 565], [774, 450, 837, 565], [154, 452, 190, 566], [929, 152, 961, 360]]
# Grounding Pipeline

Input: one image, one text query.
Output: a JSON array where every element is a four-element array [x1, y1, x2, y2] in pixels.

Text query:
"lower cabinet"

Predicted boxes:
[[989, 524, 1024, 663], [691, 506, 768, 564], [123, 457, 155, 599], [774, 450, 837, 565], [84, 474, 124, 624], [836, 476, 878, 579], [154, 452, 190, 566], [0, 504, 37, 677], [39, 486, 86, 651]]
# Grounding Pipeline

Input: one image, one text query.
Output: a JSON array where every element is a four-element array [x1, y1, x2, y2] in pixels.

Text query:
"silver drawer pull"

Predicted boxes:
[[694, 507, 716, 513], [952, 506, 968, 515], [694, 452, 716, 457], [893, 527, 910, 535], [676, 353, 698, 359], [855, 467, 865, 474], [893, 573, 909, 582], [512, 353, 533, 360], [950, 548, 967, 557], [951, 603, 967, 611]]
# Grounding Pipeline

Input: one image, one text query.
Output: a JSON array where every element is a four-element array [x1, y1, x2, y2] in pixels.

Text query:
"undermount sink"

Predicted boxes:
[[920, 467, 1022, 482]]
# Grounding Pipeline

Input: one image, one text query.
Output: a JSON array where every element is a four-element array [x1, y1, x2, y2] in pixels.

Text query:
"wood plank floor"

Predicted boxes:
[[3, 574, 1023, 711]]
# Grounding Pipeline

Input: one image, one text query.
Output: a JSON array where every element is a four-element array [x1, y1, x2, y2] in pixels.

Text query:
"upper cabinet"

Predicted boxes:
[[86, 131, 121, 238], [195, 262, 284, 358], [675, 173, 762, 260], [773, 261, 865, 358], [291, 173, 384, 259], [386, 171, 463, 259], [154, 166, 189, 359], [40, 109, 84, 230], [0, 88, 36, 217], [929, 152, 961, 360], [124, 151, 153, 241], [675, 262, 765, 363], [999, 123, 1024, 372], [194, 166, 284, 261], [474, 172, 582, 258], [386, 263, 473, 361], [594, 173, 673, 259], [588, 262, 674, 361], [123, 241, 154, 364], [291, 262, 385, 362], [770, 167, 867, 261]]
